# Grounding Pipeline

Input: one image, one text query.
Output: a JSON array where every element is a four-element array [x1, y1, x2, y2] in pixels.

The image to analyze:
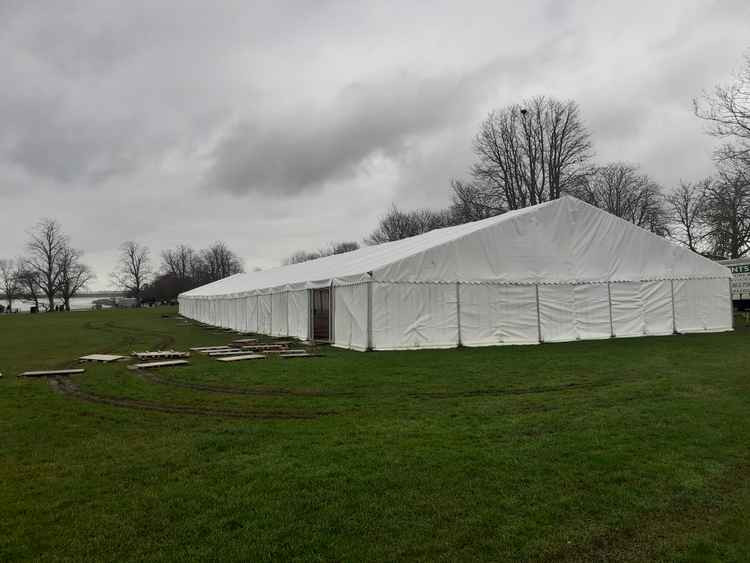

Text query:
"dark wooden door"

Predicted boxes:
[[312, 288, 330, 341]]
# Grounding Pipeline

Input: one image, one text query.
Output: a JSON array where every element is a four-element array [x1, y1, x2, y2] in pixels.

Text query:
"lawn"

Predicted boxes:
[[1, 307, 749, 561]]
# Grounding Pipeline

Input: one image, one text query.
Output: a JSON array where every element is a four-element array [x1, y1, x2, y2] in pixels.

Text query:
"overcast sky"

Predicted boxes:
[[1, 0, 748, 290]]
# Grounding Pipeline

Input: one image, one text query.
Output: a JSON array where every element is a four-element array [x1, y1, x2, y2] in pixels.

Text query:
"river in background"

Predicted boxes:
[[14, 296, 105, 312]]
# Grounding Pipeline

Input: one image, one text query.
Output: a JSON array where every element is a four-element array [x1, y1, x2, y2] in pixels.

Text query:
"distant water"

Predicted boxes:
[[15, 296, 102, 312]]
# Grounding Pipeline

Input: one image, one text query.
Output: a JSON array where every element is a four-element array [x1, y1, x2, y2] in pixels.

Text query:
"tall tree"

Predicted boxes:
[[694, 53, 750, 168], [0, 259, 20, 311], [25, 218, 68, 311], [567, 163, 670, 236], [702, 167, 750, 259], [456, 96, 592, 213], [665, 179, 709, 252], [58, 247, 94, 311], [200, 241, 243, 282], [112, 241, 152, 305], [161, 245, 197, 282]]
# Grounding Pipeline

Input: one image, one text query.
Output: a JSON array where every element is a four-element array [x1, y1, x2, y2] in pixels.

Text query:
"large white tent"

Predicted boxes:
[[179, 196, 733, 350]]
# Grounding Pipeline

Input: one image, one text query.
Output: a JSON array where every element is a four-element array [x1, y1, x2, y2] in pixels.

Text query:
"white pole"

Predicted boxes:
[[607, 282, 614, 337], [669, 280, 677, 334], [455, 281, 462, 347], [367, 279, 374, 350], [535, 284, 543, 343]]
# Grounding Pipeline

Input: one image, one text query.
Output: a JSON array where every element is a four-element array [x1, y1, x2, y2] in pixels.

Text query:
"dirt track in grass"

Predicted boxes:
[[48, 376, 330, 420]]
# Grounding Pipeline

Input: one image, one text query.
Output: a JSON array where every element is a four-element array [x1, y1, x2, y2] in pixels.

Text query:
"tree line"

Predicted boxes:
[[0, 228, 245, 311], [291, 52, 750, 262], [0, 219, 94, 313], [115, 241, 244, 305]]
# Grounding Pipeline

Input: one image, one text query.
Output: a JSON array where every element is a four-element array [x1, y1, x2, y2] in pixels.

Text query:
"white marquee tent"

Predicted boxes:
[[179, 196, 733, 350]]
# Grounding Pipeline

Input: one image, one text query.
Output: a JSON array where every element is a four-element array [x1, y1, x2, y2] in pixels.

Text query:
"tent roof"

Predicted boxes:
[[180, 197, 729, 299]]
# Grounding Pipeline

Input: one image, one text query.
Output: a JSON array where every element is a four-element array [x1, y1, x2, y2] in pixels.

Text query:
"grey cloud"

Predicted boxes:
[[204, 71, 485, 196]]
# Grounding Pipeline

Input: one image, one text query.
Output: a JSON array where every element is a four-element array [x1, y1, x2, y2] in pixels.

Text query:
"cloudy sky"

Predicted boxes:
[[1, 0, 748, 289]]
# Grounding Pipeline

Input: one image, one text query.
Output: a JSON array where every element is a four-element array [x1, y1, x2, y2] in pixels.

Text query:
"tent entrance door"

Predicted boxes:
[[312, 288, 330, 341]]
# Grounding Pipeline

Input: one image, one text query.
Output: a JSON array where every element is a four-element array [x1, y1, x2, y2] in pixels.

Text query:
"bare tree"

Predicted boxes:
[[694, 53, 750, 168], [456, 96, 593, 213], [449, 179, 503, 223], [25, 218, 68, 311], [284, 241, 360, 265], [366, 205, 455, 244], [112, 241, 152, 305], [665, 180, 709, 252], [0, 259, 20, 311], [200, 241, 243, 282], [702, 167, 750, 259], [332, 241, 359, 254], [567, 163, 670, 236], [58, 247, 95, 311], [161, 245, 197, 281]]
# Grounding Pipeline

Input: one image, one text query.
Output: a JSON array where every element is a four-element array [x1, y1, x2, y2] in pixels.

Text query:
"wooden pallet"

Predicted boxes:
[[132, 351, 190, 360], [279, 352, 321, 359], [206, 349, 248, 357], [79, 354, 126, 363], [133, 360, 189, 369], [19, 368, 85, 377], [215, 354, 266, 362], [241, 344, 287, 351]]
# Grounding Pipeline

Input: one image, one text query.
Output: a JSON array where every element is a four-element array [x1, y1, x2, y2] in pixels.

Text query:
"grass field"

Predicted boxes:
[[1, 307, 749, 561]]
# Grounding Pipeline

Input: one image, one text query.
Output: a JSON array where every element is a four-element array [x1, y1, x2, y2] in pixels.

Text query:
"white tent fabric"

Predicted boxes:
[[179, 197, 733, 350]]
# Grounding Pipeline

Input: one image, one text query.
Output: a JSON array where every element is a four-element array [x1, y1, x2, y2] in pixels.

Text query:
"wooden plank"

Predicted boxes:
[[20, 368, 85, 377], [133, 360, 189, 369], [215, 354, 266, 362], [231, 338, 257, 344], [79, 354, 126, 363], [190, 346, 234, 352]]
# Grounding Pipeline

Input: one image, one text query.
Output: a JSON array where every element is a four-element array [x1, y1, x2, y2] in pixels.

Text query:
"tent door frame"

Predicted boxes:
[[310, 287, 331, 342]]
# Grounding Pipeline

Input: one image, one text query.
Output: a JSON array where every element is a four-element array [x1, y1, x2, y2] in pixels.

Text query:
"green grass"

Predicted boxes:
[[1, 307, 749, 561]]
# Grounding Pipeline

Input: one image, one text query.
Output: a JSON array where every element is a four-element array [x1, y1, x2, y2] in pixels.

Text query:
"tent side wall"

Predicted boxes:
[[179, 276, 732, 349], [321, 276, 732, 350]]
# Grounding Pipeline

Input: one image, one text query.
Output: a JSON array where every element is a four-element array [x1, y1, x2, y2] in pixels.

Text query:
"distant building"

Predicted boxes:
[[719, 258, 750, 309]]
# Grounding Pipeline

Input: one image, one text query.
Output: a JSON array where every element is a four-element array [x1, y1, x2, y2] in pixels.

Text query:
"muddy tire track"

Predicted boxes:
[[139, 372, 353, 398], [49, 377, 329, 420], [408, 380, 614, 399], [140, 372, 333, 397]]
